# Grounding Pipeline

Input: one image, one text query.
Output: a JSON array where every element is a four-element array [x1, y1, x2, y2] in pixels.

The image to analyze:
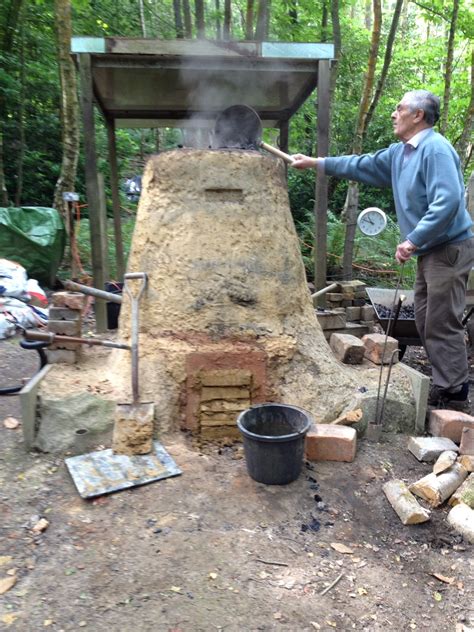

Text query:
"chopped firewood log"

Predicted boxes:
[[383, 479, 431, 525], [458, 454, 474, 472], [409, 462, 468, 507], [447, 503, 474, 543], [449, 473, 474, 508], [330, 408, 363, 425], [433, 450, 458, 475]]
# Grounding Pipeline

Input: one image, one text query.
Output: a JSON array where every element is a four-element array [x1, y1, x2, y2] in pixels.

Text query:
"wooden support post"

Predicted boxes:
[[314, 59, 330, 307], [106, 117, 125, 281], [97, 173, 110, 285], [78, 53, 108, 332], [279, 120, 289, 155]]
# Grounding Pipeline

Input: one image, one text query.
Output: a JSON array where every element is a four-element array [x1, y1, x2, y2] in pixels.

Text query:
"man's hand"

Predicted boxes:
[[396, 240, 417, 263], [290, 154, 319, 170]]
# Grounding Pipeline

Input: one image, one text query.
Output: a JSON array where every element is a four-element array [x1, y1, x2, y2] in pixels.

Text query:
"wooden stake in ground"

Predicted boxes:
[[383, 479, 431, 524]]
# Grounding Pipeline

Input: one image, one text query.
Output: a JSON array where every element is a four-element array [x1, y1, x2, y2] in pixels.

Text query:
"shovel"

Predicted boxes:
[[213, 104, 294, 164], [112, 272, 155, 455]]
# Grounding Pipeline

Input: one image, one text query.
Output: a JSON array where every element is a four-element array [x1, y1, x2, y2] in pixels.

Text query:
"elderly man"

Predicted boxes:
[[292, 90, 473, 411]]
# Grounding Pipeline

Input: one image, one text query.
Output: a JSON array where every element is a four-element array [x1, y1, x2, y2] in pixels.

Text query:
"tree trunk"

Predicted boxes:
[[455, 48, 474, 173], [255, 0, 269, 40], [195, 0, 205, 38], [173, 0, 184, 38], [342, 0, 381, 280], [0, 0, 24, 206], [364, 0, 371, 29], [138, 0, 147, 36], [440, 0, 459, 135], [223, 0, 231, 39], [364, 0, 403, 135], [215, 0, 222, 39], [183, 0, 193, 37], [321, 0, 328, 41], [53, 0, 80, 220], [245, 0, 254, 39], [14, 25, 25, 207]]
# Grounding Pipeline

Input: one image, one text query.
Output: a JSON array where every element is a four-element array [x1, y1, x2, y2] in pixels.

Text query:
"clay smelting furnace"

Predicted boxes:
[[106, 146, 414, 443]]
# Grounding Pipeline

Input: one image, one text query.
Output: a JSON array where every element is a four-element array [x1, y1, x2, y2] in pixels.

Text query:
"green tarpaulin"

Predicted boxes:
[[0, 207, 65, 286]]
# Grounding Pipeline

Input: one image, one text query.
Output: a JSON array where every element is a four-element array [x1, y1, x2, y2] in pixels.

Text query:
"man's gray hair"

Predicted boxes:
[[404, 90, 440, 126]]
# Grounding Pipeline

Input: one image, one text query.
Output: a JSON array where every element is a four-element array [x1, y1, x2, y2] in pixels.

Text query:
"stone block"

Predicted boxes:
[[408, 436, 459, 462], [45, 349, 77, 364], [47, 319, 82, 337], [48, 306, 82, 321], [305, 424, 357, 462], [398, 363, 429, 435], [329, 333, 365, 365], [362, 333, 399, 365], [326, 293, 343, 302], [354, 290, 367, 299], [460, 427, 474, 455], [345, 306, 361, 322], [316, 311, 347, 330], [429, 409, 474, 443], [199, 369, 251, 387], [51, 291, 86, 311], [360, 305, 375, 321], [201, 386, 250, 401], [353, 298, 367, 307]]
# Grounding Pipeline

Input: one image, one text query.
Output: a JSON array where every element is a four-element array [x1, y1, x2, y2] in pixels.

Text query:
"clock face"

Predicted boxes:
[[357, 208, 387, 236]]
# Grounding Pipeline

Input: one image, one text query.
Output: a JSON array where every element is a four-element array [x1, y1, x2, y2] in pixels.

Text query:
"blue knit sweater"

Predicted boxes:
[[324, 129, 472, 254]]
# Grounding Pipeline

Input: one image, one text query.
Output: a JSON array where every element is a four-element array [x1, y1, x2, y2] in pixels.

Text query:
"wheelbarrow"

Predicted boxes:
[[365, 288, 422, 358]]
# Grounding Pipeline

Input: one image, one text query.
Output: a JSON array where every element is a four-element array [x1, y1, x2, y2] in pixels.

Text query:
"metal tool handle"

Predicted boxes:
[[124, 272, 148, 404]]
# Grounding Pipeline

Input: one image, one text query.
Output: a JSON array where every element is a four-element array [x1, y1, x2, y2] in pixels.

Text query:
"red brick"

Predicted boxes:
[[460, 427, 474, 456], [305, 424, 357, 463], [429, 409, 474, 443], [51, 292, 86, 311], [362, 333, 399, 365]]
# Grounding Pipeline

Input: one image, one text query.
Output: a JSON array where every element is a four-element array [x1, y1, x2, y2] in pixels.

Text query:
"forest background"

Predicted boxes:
[[0, 0, 473, 285]]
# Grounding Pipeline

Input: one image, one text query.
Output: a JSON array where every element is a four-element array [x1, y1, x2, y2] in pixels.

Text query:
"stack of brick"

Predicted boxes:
[[315, 280, 376, 340], [46, 292, 86, 364]]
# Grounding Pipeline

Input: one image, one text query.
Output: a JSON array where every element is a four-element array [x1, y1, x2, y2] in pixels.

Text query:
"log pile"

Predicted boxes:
[[383, 412, 474, 543]]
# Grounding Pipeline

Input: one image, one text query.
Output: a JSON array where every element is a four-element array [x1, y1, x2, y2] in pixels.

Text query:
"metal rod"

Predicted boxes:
[[373, 264, 405, 427], [24, 330, 130, 350], [64, 280, 122, 304]]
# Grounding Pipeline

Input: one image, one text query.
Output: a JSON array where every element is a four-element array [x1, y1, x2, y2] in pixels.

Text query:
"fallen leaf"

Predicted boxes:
[[3, 417, 20, 429], [0, 556, 12, 567], [208, 572, 218, 580], [310, 624, 321, 630], [433, 591, 443, 602], [273, 612, 283, 620], [357, 587, 368, 596], [1, 613, 19, 626], [0, 575, 17, 595], [326, 621, 337, 628], [170, 586, 182, 593], [44, 620, 54, 627], [430, 573, 454, 585], [31, 518, 49, 534], [330, 542, 354, 555]]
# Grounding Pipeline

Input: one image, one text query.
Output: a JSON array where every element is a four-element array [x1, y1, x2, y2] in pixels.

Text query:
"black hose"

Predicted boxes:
[[0, 340, 49, 396]]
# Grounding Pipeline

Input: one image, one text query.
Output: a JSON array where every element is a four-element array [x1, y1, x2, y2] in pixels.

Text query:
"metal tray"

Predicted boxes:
[[366, 287, 421, 345]]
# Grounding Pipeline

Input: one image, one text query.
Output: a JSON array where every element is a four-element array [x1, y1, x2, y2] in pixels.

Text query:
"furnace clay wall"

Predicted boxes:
[[108, 149, 414, 436]]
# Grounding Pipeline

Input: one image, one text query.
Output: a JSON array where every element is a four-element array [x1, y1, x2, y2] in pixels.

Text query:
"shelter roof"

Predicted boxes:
[[71, 37, 334, 129]]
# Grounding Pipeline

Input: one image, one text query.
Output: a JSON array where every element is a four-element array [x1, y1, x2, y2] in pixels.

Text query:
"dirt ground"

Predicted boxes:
[[0, 336, 473, 632]]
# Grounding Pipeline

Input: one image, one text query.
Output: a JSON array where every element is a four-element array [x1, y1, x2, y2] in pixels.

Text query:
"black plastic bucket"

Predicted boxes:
[[237, 403, 313, 485]]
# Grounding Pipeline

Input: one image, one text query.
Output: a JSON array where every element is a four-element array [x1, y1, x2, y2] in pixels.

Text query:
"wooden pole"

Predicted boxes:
[[78, 53, 108, 332], [315, 59, 330, 307], [106, 117, 125, 280]]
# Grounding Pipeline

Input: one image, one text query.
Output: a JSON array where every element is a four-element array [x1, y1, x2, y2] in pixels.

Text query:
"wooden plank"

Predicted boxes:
[[78, 53, 108, 332], [107, 38, 259, 57], [106, 118, 125, 281], [19, 365, 52, 450], [314, 59, 330, 305]]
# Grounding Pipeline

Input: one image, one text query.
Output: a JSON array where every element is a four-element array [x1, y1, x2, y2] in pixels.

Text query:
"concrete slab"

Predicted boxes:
[[398, 362, 429, 435]]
